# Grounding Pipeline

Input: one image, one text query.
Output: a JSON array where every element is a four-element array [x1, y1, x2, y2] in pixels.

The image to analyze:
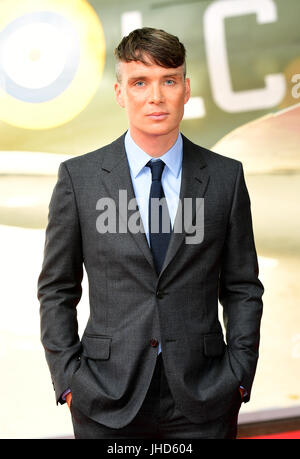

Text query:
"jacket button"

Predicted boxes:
[[150, 339, 159, 348], [156, 290, 164, 299]]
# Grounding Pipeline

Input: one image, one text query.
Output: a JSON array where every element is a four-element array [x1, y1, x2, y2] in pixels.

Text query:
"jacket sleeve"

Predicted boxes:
[[219, 162, 264, 402], [38, 162, 83, 404]]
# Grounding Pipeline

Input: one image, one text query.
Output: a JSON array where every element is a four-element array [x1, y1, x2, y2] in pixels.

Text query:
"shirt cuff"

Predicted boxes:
[[239, 386, 248, 398], [61, 388, 71, 401]]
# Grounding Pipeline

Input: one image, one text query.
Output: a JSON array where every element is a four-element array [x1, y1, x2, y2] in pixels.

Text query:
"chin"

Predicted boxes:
[[147, 124, 177, 137]]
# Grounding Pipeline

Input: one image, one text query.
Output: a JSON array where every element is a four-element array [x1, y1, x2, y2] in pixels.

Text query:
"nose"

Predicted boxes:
[[149, 83, 164, 104]]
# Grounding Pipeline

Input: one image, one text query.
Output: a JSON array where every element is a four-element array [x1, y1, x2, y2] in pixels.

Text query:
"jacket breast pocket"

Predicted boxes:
[[203, 333, 225, 357], [81, 334, 111, 360]]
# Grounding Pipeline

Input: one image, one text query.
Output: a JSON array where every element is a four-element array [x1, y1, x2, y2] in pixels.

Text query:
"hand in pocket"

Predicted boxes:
[[66, 392, 72, 409]]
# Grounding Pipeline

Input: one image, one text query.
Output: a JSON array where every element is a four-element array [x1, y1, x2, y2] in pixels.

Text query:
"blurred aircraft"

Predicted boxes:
[[213, 102, 300, 174], [0, 0, 299, 231]]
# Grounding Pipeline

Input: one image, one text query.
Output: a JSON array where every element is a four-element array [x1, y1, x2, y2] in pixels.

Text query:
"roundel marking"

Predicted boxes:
[[0, 0, 106, 129], [0, 12, 80, 103]]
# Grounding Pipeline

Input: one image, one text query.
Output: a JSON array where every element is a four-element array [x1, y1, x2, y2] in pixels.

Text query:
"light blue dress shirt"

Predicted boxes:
[[124, 130, 183, 355], [124, 130, 183, 245]]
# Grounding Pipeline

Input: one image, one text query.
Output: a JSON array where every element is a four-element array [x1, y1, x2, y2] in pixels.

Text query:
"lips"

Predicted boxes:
[[147, 112, 169, 120]]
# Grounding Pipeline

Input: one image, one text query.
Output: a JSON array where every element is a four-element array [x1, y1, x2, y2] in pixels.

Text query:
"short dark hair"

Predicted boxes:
[[114, 27, 186, 82]]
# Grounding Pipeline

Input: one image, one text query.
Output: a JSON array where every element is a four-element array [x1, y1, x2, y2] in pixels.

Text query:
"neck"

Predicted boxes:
[[129, 127, 179, 157]]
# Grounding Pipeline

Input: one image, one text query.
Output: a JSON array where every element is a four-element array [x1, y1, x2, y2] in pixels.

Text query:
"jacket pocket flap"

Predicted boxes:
[[203, 333, 225, 357], [81, 335, 111, 360]]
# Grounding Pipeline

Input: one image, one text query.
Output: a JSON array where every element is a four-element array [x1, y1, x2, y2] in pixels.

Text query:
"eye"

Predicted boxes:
[[165, 79, 175, 86], [134, 81, 145, 87]]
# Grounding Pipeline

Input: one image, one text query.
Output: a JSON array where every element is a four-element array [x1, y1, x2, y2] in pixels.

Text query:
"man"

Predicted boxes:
[[38, 28, 263, 439]]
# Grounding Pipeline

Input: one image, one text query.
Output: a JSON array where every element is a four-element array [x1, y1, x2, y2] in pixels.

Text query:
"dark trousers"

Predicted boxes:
[[70, 354, 241, 439]]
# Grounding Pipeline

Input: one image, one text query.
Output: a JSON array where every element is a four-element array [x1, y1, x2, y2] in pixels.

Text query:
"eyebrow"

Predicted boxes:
[[127, 72, 183, 82], [163, 73, 183, 78]]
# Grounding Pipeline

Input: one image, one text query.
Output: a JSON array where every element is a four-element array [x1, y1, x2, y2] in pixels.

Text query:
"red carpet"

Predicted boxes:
[[245, 429, 300, 439]]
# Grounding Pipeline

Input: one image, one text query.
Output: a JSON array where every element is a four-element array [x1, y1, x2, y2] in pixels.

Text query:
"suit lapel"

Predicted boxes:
[[100, 133, 210, 277], [159, 135, 210, 279], [100, 133, 155, 271]]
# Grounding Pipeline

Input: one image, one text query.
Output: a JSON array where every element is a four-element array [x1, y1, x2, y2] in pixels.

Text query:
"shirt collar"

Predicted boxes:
[[124, 130, 183, 179]]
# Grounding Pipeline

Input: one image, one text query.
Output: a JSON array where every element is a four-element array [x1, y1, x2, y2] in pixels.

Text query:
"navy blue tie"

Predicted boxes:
[[146, 160, 171, 274]]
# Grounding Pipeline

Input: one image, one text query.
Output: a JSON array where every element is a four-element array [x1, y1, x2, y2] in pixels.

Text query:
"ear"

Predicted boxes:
[[184, 77, 191, 105], [114, 81, 125, 108]]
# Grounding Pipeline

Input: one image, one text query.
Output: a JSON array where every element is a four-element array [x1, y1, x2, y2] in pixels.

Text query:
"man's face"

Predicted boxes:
[[114, 55, 190, 140]]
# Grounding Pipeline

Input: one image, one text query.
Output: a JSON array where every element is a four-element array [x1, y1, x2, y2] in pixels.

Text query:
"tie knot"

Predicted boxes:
[[146, 159, 165, 182]]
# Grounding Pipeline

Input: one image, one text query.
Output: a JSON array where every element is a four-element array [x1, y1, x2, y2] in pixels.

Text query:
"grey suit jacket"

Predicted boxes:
[[38, 133, 263, 428]]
